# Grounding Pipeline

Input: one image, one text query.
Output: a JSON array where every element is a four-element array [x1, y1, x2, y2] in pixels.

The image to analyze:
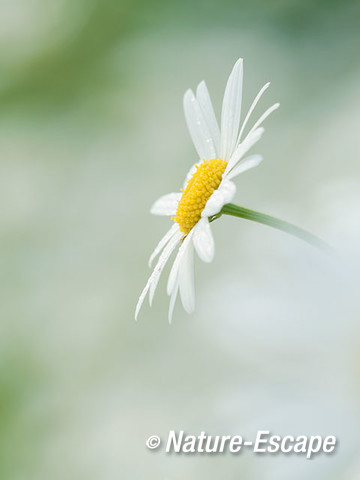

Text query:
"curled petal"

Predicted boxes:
[[167, 230, 194, 296], [237, 82, 270, 142], [224, 127, 264, 175], [135, 231, 181, 320], [168, 277, 179, 324], [148, 223, 179, 268], [201, 179, 236, 217], [247, 103, 280, 138], [226, 154, 263, 180]]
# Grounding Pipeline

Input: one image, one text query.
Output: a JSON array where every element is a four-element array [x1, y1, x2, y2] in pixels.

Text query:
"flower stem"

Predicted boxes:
[[212, 203, 332, 253]]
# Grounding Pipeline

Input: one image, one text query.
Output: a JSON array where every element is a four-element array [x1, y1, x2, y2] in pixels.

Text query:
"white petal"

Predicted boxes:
[[196, 81, 220, 156], [201, 179, 236, 217], [183, 89, 217, 160], [135, 231, 181, 319], [224, 127, 264, 175], [226, 154, 263, 180], [150, 192, 181, 216], [167, 230, 194, 296], [168, 277, 179, 324], [135, 281, 150, 321], [247, 103, 280, 138], [219, 179, 237, 204], [179, 241, 195, 314], [193, 218, 215, 263], [148, 223, 179, 268], [201, 190, 224, 217], [149, 232, 181, 306], [220, 58, 243, 160], [237, 82, 270, 142]]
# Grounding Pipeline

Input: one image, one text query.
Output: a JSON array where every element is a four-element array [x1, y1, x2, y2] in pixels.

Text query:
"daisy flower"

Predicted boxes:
[[135, 58, 327, 322], [135, 57, 280, 322]]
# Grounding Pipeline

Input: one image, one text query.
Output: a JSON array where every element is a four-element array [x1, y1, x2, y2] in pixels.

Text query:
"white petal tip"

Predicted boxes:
[[197, 80, 206, 90], [166, 285, 172, 296], [149, 202, 159, 215], [183, 305, 195, 315], [201, 255, 214, 264], [255, 127, 265, 138], [183, 88, 194, 102]]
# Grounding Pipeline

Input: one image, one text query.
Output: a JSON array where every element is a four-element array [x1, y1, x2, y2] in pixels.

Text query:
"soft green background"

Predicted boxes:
[[0, 0, 360, 478]]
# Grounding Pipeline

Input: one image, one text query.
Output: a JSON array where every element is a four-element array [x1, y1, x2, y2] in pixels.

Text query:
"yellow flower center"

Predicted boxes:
[[173, 158, 227, 235]]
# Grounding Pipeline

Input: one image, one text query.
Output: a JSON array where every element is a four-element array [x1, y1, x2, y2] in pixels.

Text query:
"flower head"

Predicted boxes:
[[136, 58, 279, 322]]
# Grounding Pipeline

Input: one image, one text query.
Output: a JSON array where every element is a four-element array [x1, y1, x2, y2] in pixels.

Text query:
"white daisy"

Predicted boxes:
[[136, 58, 279, 322]]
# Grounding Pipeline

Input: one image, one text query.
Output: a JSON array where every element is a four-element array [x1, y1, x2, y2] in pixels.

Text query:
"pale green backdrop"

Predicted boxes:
[[0, 0, 360, 479]]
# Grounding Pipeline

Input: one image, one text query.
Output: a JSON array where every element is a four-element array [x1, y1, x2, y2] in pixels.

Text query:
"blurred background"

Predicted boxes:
[[0, 0, 359, 478]]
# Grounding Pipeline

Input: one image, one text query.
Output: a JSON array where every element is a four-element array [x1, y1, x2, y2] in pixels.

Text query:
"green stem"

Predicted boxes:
[[212, 203, 332, 253]]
